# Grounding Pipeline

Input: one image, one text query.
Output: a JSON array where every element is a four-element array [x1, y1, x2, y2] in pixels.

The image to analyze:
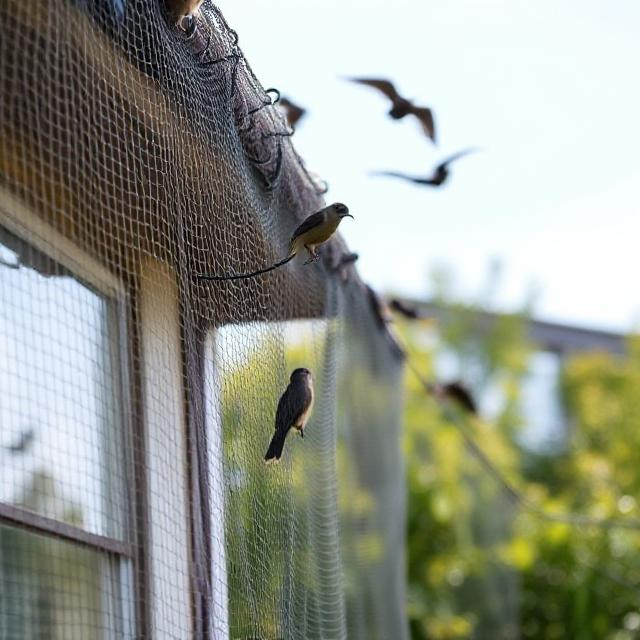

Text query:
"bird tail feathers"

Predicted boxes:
[[264, 430, 288, 462]]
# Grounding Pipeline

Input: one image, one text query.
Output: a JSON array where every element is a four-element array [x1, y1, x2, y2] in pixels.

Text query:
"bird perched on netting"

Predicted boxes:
[[389, 298, 423, 320], [366, 284, 394, 329], [430, 381, 478, 415], [196, 203, 353, 281], [278, 96, 306, 129], [332, 251, 359, 281], [164, 0, 203, 32], [347, 77, 436, 142], [265, 368, 314, 462], [373, 148, 478, 188]]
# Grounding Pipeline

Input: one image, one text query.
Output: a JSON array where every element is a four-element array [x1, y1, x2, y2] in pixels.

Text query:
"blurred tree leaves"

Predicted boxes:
[[402, 267, 640, 639]]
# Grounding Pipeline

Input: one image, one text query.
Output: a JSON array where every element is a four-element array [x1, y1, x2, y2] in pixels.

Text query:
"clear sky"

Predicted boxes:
[[220, 0, 640, 332]]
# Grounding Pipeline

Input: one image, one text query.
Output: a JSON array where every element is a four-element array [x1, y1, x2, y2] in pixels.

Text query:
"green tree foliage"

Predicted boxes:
[[401, 269, 640, 640]]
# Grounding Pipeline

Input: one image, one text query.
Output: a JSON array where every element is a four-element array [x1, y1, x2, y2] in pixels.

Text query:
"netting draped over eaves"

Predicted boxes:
[[0, 1, 407, 638]]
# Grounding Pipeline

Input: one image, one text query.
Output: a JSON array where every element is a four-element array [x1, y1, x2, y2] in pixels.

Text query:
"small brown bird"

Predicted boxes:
[[389, 298, 423, 320], [331, 251, 359, 282], [196, 203, 353, 281], [348, 77, 436, 142], [164, 0, 204, 30], [278, 97, 306, 129], [265, 368, 314, 462], [373, 148, 478, 188], [366, 285, 393, 329], [430, 381, 478, 415], [288, 203, 353, 264]]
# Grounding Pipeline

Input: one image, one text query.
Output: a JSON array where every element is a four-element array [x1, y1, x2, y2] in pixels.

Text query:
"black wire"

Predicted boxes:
[[195, 253, 295, 282]]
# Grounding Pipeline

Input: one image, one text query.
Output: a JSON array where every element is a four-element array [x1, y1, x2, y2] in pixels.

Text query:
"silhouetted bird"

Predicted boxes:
[[431, 381, 478, 415], [278, 97, 306, 129], [348, 77, 436, 142], [366, 284, 393, 329], [389, 298, 423, 320], [265, 368, 314, 462], [4, 428, 35, 455], [332, 251, 359, 281], [373, 148, 478, 188]]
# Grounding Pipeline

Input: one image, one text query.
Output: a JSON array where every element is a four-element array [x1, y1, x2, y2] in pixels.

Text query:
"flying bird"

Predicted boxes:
[[389, 298, 423, 320], [4, 428, 35, 455], [196, 203, 353, 281], [348, 77, 436, 142], [164, 0, 204, 32], [278, 97, 306, 129], [265, 368, 314, 462], [430, 381, 478, 415], [373, 148, 478, 188]]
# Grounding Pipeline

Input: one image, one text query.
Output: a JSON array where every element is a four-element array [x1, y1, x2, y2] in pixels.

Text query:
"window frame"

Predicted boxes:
[[0, 188, 136, 631]]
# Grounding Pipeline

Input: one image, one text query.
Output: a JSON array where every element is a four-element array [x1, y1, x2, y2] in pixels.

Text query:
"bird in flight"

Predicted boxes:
[[196, 203, 353, 281], [4, 428, 35, 455], [265, 368, 314, 462], [278, 97, 306, 129], [347, 77, 436, 142], [372, 148, 478, 188]]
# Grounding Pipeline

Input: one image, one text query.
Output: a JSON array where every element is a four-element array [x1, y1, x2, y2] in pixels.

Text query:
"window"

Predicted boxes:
[[0, 200, 134, 638]]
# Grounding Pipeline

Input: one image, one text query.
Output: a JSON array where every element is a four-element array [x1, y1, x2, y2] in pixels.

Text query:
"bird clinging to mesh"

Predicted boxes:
[[347, 77, 436, 142], [196, 203, 353, 281], [278, 96, 306, 129], [332, 251, 359, 281], [430, 381, 478, 415], [366, 284, 394, 329], [389, 298, 423, 320], [373, 148, 478, 188], [164, 0, 204, 33], [265, 368, 314, 463]]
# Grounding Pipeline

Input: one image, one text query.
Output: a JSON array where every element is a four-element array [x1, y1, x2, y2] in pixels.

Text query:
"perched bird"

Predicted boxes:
[[196, 203, 353, 281], [265, 368, 314, 462], [373, 148, 478, 188], [366, 284, 393, 329], [4, 428, 35, 455], [278, 97, 306, 129], [348, 77, 436, 142], [333, 251, 359, 269], [430, 381, 478, 415], [164, 0, 204, 31], [332, 251, 359, 281], [389, 298, 423, 320], [289, 203, 353, 264]]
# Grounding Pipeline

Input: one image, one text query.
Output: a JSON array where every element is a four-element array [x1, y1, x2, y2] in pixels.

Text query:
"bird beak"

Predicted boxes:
[[341, 213, 354, 219]]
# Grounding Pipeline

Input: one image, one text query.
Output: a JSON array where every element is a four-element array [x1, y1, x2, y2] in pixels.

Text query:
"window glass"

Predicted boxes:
[[0, 524, 130, 639], [0, 227, 128, 541]]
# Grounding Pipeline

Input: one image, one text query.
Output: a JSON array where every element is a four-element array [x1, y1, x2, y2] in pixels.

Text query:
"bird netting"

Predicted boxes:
[[0, 1, 408, 638]]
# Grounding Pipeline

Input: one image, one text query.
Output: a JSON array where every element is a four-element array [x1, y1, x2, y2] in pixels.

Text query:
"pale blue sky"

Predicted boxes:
[[221, 0, 640, 331]]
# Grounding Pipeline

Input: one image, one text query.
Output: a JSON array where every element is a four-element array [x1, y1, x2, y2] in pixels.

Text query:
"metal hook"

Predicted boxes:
[[265, 88, 281, 104]]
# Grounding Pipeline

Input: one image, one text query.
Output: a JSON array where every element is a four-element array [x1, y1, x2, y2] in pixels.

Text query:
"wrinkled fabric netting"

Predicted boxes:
[[0, 1, 408, 638]]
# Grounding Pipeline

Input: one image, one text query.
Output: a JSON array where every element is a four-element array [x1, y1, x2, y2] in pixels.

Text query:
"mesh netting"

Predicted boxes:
[[0, 1, 407, 638]]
